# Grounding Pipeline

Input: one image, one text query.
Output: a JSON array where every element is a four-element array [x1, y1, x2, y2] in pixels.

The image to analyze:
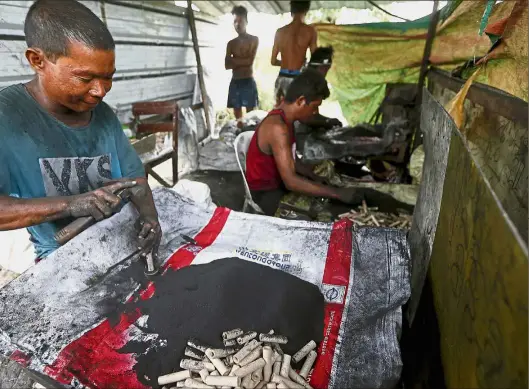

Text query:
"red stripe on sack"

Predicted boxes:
[[164, 207, 231, 270], [310, 219, 353, 389], [44, 208, 230, 388], [45, 309, 146, 388], [10, 350, 30, 367]]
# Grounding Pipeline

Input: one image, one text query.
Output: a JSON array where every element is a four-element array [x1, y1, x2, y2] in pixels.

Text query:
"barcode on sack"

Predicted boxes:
[[321, 283, 346, 304]]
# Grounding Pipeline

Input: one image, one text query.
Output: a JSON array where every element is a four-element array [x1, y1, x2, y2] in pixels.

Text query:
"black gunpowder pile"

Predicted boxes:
[[120, 257, 324, 386]]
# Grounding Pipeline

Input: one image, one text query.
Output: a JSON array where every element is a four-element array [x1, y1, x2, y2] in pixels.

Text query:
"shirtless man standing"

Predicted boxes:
[[271, 1, 317, 106], [225, 6, 259, 128]]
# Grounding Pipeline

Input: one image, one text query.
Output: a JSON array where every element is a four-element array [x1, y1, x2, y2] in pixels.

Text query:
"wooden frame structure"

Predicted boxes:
[[132, 100, 179, 187]]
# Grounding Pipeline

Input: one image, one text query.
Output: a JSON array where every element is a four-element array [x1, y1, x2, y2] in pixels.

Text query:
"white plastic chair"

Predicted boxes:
[[234, 131, 265, 214]]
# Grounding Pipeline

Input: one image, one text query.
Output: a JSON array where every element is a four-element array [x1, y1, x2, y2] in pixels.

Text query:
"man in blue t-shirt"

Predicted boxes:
[[0, 0, 162, 260]]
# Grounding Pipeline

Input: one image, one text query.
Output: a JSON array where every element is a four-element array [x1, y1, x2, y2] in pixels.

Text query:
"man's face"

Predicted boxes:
[[294, 97, 322, 121], [233, 14, 247, 34], [40, 41, 115, 113]]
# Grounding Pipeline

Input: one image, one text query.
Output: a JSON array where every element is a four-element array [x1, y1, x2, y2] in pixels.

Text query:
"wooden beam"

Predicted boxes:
[[428, 67, 528, 126], [417, 1, 440, 97], [412, 0, 440, 148], [187, 0, 213, 136]]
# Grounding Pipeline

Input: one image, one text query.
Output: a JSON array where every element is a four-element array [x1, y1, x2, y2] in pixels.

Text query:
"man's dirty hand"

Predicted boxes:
[[67, 180, 137, 221], [335, 187, 383, 206], [334, 187, 369, 205], [136, 214, 162, 259]]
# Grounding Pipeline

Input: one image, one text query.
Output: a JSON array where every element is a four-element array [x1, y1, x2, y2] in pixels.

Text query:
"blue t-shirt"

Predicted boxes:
[[0, 84, 145, 258]]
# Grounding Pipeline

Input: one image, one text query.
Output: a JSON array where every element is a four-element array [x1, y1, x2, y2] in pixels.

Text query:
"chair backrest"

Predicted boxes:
[[234, 131, 256, 199], [132, 100, 178, 135]]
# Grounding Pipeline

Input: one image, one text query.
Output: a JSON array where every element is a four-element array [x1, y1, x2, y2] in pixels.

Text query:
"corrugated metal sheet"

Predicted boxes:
[[190, 0, 395, 16], [0, 0, 219, 124]]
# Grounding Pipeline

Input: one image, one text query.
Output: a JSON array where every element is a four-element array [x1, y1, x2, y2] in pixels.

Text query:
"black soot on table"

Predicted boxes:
[[119, 258, 325, 387]]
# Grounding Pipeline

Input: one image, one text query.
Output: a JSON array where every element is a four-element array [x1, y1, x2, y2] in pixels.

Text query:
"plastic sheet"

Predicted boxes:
[[198, 111, 267, 172], [0, 188, 410, 389], [300, 119, 411, 163]]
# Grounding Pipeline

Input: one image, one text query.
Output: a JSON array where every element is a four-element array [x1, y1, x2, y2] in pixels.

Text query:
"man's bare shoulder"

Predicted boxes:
[[262, 116, 290, 139], [276, 25, 288, 35]]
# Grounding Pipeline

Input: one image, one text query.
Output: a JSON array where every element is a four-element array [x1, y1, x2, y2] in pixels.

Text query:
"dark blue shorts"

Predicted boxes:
[[227, 77, 259, 109]]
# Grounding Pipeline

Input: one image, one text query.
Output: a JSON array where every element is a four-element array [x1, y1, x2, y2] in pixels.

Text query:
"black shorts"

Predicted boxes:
[[250, 186, 287, 216]]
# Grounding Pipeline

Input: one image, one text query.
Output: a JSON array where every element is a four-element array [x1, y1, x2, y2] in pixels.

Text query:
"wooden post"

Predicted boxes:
[[412, 0, 440, 148], [187, 0, 213, 135], [417, 0, 440, 97]]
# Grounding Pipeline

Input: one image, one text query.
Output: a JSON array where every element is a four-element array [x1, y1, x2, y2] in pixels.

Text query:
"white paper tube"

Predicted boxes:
[[263, 346, 273, 382], [255, 380, 267, 389], [185, 347, 205, 361], [248, 377, 261, 389], [266, 384, 276, 389], [180, 359, 215, 372], [211, 371, 220, 376], [299, 351, 317, 378], [292, 341, 317, 363], [199, 369, 209, 382], [263, 346, 273, 364], [233, 358, 266, 377], [272, 351, 281, 363], [280, 355, 291, 378], [289, 369, 313, 389], [208, 357, 230, 376], [204, 375, 241, 387], [258, 334, 288, 344], [206, 347, 237, 359], [223, 328, 244, 341], [187, 338, 209, 353], [239, 346, 263, 366], [272, 361, 281, 376], [184, 378, 214, 389], [277, 382, 288, 389], [224, 339, 237, 347], [237, 331, 257, 345], [229, 365, 240, 376], [270, 374, 303, 389], [176, 381, 185, 388], [233, 340, 261, 364], [251, 367, 263, 382], [242, 374, 253, 388], [158, 370, 192, 385]]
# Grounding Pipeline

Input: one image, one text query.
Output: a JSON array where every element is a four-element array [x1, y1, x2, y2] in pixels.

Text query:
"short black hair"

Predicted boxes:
[[284, 68, 330, 104], [24, 0, 115, 61], [231, 5, 248, 20], [290, 1, 311, 15], [309, 46, 334, 65]]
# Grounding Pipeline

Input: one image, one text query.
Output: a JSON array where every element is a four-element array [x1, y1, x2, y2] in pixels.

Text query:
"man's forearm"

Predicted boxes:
[[283, 175, 339, 199], [128, 178, 158, 218], [226, 57, 254, 69], [295, 159, 320, 181], [0, 195, 70, 230]]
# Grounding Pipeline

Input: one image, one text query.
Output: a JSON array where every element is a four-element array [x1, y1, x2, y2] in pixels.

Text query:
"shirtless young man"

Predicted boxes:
[[225, 6, 259, 128], [271, 1, 317, 106]]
